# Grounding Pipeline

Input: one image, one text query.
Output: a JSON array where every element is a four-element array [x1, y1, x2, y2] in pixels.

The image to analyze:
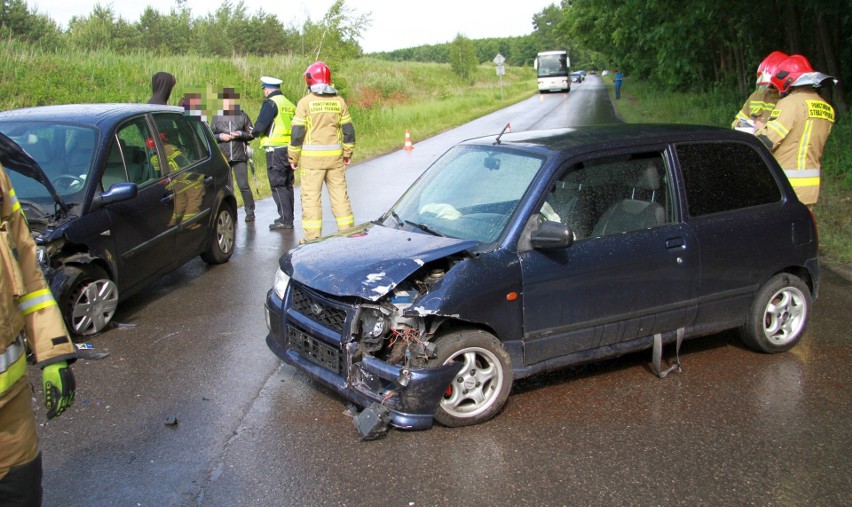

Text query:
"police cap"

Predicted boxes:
[[260, 76, 283, 88]]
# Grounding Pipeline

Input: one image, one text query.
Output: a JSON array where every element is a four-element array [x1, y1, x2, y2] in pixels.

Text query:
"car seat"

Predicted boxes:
[[591, 163, 666, 236]]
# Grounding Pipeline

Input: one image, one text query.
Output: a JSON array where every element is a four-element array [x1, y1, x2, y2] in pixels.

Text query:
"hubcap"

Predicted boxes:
[[441, 346, 503, 418], [71, 278, 119, 336], [216, 209, 235, 254], [763, 286, 807, 345]]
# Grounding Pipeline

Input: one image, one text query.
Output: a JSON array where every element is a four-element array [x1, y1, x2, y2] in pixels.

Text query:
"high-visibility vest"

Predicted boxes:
[[259, 95, 295, 148]]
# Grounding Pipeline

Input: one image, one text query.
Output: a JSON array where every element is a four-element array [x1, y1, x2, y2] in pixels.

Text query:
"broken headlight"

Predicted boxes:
[[359, 307, 386, 339]]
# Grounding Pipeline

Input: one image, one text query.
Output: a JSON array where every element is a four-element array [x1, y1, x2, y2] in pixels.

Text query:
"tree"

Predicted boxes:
[[302, 0, 371, 66], [0, 0, 62, 49], [449, 34, 477, 84]]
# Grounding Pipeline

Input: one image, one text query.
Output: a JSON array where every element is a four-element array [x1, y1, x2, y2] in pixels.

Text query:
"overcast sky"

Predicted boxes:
[[27, 0, 557, 53]]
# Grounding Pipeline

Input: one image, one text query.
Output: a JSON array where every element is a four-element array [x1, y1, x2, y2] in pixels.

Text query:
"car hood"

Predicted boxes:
[[284, 223, 478, 301], [0, 132, 69, 214]]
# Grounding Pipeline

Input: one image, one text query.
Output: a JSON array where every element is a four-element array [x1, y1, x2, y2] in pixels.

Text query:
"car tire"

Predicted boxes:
[[201, 202, 235, 264], [740, 273, 811, 353], [427, 329, 513, 427], [59, 264, 118, 341]]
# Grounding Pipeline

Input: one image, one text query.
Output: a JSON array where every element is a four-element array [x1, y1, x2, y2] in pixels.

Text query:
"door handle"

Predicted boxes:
[[161, 193, 174, 203], [204, 176, 214, 186], [665, 237, 685, 249]]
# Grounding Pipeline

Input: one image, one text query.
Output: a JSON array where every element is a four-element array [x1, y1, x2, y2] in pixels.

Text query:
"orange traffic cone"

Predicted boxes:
[[403, 129, 414, 150]]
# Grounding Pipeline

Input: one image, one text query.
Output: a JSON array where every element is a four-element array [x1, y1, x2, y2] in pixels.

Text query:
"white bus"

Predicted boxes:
[[534, 50, 571, 93]]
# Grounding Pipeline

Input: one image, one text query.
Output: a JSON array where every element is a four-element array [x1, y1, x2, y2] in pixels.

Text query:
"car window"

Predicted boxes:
[[541, 151, 673, 239], [392, 145, 544, 243], [0, 121, 97, 202], [676, 142, 782, 216], [151, 114, 204, 173], [103, 117, 160, 189]]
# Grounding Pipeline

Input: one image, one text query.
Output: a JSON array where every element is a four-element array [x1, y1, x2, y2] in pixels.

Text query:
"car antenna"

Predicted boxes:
[[494, 123, 511, 145]]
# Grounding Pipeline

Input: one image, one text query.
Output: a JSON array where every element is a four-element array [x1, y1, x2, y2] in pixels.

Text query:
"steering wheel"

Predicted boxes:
[[51, 174, 85, 192]]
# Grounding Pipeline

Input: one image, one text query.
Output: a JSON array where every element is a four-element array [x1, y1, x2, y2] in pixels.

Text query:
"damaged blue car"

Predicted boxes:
[[265, 124, 819, 432]]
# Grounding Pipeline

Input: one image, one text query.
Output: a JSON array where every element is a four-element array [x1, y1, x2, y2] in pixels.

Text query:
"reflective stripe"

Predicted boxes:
[[0, 334, 25, 372], [302, 148, 343, 157], [766, 120, 788, 139], [16, 288, 57, 315], [0, 335, 26, 394], [336, 215, 354, 227], [784, 169, 821, 188], [8, 186, 21, 214], [302, 219, 323, 230], [797, 120, 813, 170]]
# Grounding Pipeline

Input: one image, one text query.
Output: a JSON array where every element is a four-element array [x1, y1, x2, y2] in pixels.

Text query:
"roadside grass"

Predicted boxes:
[[605, 77, 852, 265], [1, 40, 535, 199]]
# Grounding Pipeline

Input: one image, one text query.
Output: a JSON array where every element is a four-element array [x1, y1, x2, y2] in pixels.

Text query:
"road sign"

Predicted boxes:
[[493, 53, 505, 65], [496, 65, 505, 76]]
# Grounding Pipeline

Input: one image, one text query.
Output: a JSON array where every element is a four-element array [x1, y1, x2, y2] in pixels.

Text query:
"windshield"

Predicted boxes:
[[537, 54, 568, 78], [0, 121, 98, 205], [386, 145, 544, 243]]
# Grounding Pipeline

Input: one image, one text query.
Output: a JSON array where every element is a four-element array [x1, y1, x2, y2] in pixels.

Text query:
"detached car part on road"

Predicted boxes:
[[0, 104, 237, 339], [265, 124, 819, 431]]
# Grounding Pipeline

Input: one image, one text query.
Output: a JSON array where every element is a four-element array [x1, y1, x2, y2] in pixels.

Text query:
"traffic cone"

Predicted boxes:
[[403, 129, 414, 150]]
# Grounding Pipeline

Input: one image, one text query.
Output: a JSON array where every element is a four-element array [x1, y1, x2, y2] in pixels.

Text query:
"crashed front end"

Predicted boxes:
[[265, 226, 479, 431]]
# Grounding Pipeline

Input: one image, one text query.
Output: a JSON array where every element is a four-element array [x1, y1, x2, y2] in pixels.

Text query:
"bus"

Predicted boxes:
[[534, 50, 571, 93]]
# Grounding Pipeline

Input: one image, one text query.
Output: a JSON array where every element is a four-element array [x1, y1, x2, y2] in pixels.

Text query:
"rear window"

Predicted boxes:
[[676, 142, 782, 216]]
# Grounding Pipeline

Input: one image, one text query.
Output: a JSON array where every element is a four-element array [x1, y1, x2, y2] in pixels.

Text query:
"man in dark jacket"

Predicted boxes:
[[148, 72, 176, 105], [212, 88, 256, 222]]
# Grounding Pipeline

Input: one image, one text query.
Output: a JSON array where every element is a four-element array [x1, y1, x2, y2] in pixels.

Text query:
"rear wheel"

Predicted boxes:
[[740, 273, 811, 353], [59, 264, 118, 341], [427, 329, 513, 427], [201, 202, 235, 264]]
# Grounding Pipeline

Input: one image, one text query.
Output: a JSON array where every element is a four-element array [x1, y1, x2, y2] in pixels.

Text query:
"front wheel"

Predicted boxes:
[[427, 329, 513, 427], [740, 273, 811, 353], [59, 264, 119, 341], [201, 202, 235, 264]]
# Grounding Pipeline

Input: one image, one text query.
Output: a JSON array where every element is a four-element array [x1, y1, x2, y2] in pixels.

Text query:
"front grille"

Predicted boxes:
[[287, 326, 342, 375], [291, 285, 347, 332]]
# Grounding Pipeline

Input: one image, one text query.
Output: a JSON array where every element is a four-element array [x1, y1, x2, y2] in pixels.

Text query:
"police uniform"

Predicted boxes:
[[756, 88, 835, 205], [0, 164, 75, 500], [289, 87, 356, 241], [253, 76, 296, 230]]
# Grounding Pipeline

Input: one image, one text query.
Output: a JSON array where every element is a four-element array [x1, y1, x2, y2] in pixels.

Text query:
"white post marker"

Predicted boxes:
[[493, 53, 506, 100]]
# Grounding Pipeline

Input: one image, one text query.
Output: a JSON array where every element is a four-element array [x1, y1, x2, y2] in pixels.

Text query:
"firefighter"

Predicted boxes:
[[0, 163, 76, 504], [289, 61, 356, 242], [732, 51, 788, 132], [253, 76, 297, 230], [755, 54, 836, 207]]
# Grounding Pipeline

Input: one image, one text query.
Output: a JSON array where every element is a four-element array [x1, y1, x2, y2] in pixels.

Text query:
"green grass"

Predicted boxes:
[[604, 76, 852, 265]]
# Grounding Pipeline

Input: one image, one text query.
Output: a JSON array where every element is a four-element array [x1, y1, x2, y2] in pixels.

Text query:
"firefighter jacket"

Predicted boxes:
[[732, 87, 780, 128], [1, 164, 76, 407], [256, 93, 295, 149], [212, 111, 254, 162], [756, 88, 835, 205], [289, 91, 355, 170]]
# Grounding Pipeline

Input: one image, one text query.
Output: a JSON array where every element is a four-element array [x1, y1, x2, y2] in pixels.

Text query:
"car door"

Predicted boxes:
[[100, 115, 177, 291], [518, 149, 700, 366], [151, 113, 217, 260]]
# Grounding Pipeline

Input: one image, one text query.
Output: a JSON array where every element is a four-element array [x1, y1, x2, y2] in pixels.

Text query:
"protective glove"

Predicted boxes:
[[42, 361, 76, 419]]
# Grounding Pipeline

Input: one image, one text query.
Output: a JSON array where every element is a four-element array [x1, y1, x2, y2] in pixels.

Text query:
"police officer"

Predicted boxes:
[[253, 76, 296, 230], [755, 54, 836, 207], [0, 161, 76, 505], [289, 62, 356, 242], [732, 51, 787, 132]]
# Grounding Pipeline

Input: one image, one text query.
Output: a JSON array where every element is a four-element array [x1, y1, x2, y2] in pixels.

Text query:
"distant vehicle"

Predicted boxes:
[[570, 71, 584, 83], [534, 50, 571, 93], [602, 70, 609, 76], [265, 124, 819, 430], [0, 104, 237, 338]]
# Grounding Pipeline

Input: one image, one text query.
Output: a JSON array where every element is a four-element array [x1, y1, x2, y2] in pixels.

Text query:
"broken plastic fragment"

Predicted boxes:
[[353, 402, 390, 440]]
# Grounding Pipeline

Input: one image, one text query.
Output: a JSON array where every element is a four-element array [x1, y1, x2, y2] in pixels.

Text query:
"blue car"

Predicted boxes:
[[265, 124, 819, 432], [0, 104, 237, 338]]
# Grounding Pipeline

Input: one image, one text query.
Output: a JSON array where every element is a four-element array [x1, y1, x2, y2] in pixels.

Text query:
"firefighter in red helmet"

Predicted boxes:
[[755, 54, 836, 207], [732, 51, 788, 132], [288, 61, 356, 242]]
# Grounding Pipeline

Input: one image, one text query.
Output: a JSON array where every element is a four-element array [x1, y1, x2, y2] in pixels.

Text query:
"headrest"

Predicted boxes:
[[636, 164, 660, 191]]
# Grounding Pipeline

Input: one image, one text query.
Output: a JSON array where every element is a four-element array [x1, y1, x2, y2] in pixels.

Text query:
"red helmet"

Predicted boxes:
[[756, 51, 788, 86], [304, 61, 331, 87], [771, 54, 814, 96]]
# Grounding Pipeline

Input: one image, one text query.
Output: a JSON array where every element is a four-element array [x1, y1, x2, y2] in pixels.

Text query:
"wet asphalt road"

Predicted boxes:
[[31, 76, 851, 506]]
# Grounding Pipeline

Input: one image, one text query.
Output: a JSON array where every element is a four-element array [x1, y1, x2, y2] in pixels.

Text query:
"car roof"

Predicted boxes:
[[460, 124, 760, 156], [0, 103, 183, 127]]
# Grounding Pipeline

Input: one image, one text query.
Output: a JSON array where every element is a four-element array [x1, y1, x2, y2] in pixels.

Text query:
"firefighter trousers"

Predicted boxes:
[[300, 164, 354, 241], [0, 377, 41, 505]]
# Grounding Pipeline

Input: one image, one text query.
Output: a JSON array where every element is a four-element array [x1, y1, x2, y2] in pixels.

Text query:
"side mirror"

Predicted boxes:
[[92, 182, 138, 209], [530, 220, 574, 249]]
